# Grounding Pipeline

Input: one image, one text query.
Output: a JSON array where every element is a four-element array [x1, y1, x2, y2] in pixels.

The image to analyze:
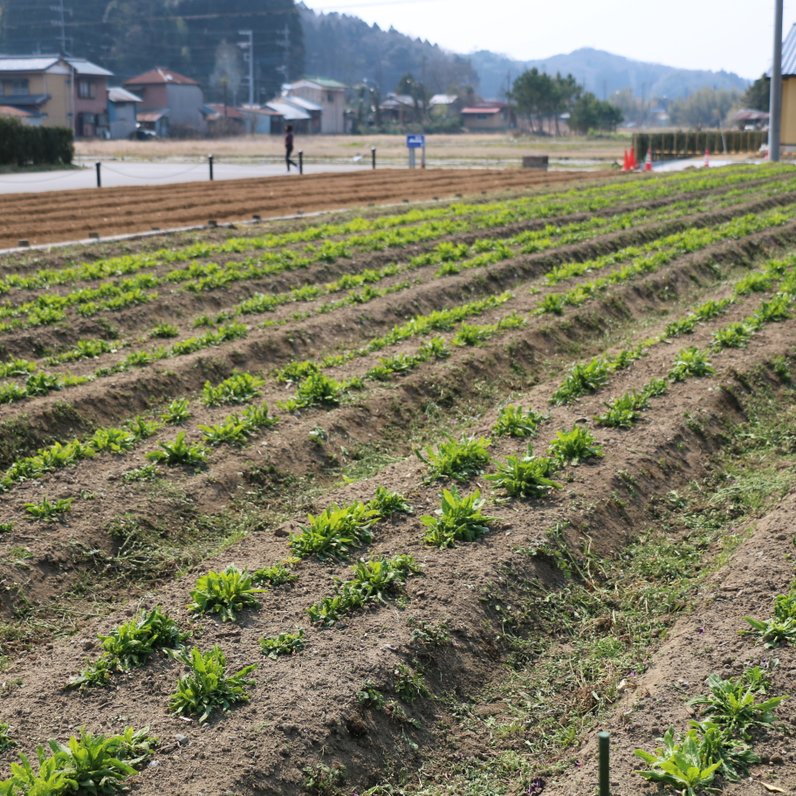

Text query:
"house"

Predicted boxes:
[[0, 55, 112, 135], [777, 23, 796, 145], [733, 108, 769, 131], [460, 101, 516, 132], [203, 103, 246, 136], [107, 87, 141, 139], [283, 78, 346, 134], [429, 94, 461, 119], [124, 67, 206, 137], [379, 93, 417, 125], [239, 105, 280, 135], [265, 99, 311, 135]]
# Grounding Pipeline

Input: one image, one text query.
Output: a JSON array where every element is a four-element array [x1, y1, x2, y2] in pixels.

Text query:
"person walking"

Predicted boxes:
[[284, 125, 298, 172]]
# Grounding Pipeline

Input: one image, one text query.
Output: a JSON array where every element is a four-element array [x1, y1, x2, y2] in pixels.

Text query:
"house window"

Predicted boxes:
[[327, 92, 334, 103], [3, 79, 28, 96], [77, 79, 94, 99]]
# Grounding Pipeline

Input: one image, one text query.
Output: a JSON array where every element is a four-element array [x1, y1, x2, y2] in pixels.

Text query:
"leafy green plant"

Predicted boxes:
[[0, 723, 15, 753], [0, 727, 155, 795], [259, 629, 305, 659], [121, 463, 159, 482], [125, 415, 161, 440], [743, 590, 796, 647], [307, 554, 421, 625], [151, 323, 179, 338], [393, 664, 430, 701], [635, 726, 722, 796], [688, 667, 787, 739], [199, 415, 251, 447], [169, 645, 257, 723], [24, 496, 73, 522], [418, 435, 491, 482], [274, 359, 319, 384], [188, 565, 263, 622], [89, 427, 137, 454], [68, 608, 187, 689], [367, 486, 412, 518], [421, 488, 494, 548], [493, 405, 546, 437], [548, 426, 604, 465], [596, 390, 651, 428], [146, 432, 207, 467], [486, 451, 562, 499], [202, 372, 264, 406], [252, 562, 298, 587], [0, 522, 12, 533], [160, 398, 191, 424], [289, 502, 378, 560], [712, 322, 752, 349], [669, 347, 715, 382], [551, 356, 611, 405], [290, 371, 348, 409]]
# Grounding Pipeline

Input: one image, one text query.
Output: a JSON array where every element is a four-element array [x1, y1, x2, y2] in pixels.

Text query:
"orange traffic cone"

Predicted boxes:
[[622, 149, 630, 172], [704, 149, 710, 168], [629, 148, 637, 170], [644, 149, 652, 172]]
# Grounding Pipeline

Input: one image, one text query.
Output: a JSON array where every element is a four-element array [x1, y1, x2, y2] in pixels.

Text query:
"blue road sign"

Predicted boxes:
[[406, 134, 425, 149]]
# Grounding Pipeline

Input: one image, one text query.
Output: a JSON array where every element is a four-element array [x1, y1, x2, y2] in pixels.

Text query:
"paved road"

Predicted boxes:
[[0, 158, 372, 194]]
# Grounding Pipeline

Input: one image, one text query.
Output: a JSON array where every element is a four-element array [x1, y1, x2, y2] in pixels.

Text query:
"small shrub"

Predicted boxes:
[[169, 646, 256, 723], [188, 565, 263, 622]]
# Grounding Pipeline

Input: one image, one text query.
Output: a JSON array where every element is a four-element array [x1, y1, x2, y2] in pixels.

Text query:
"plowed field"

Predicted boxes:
[[0, 168, 609, 250], [0, 164, 794, 796]]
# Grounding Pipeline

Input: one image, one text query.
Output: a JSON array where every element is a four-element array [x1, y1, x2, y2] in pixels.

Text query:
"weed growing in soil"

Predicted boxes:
[[307, 554, 420, 626], [0, 522, 12, 534], [150, 323, 178, 338], [418, 435, 491, 482], [259, 629, 305, 659], [547, 426, 604, 465], [743, 588, 796, 647], [169, 646, 257, 723], [147, 432, 207, 468], [122, 463, 159, 482], [493, 405, 546, 438], [486, 451, 562, 499], [422, 488, 494, 548], [393, 664, 430, 701], [24, 496, 73, 522], [188, 565, 263, 622]]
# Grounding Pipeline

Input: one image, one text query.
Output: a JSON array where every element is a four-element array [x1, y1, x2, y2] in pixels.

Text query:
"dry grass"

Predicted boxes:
[[75, 133, 629, 167]]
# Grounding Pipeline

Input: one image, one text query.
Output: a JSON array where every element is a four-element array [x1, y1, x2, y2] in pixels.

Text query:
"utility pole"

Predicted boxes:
[[769, 0, 784, 161], [238, 29, 254, 106], [50, 0, 70, 54], [278, 24, 291, 86]]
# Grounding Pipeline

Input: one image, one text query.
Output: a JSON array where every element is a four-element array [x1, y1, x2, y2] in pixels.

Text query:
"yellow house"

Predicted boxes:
[[0, 55, 112, 135], [779, 23, 796, 145]]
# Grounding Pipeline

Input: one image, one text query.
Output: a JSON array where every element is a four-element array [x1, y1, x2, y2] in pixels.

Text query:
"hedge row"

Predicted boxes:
[[633, 130, 766, 160], [0, 118, 74, 166]]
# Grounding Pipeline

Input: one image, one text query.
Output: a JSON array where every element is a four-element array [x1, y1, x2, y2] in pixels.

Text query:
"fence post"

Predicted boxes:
[[598, 731, 610, 796], [208, 154, 214, 181], [95, 161, 102, 188], [298, 151, 303, 175], [371, 147, 377, 170]]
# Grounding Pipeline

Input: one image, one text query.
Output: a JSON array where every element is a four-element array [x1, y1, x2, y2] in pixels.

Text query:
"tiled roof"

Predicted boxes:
[[125, 67, 198, 86]]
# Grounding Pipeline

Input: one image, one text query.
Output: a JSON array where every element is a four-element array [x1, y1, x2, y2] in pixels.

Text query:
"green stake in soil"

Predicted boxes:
[[598, 731, 610, 795]]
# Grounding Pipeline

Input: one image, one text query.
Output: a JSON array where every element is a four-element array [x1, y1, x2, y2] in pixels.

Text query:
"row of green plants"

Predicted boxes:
[[0, 164, 776, 301]]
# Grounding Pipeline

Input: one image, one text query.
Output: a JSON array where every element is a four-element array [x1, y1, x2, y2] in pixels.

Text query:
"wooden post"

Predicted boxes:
[[95, 161, 102, 188]]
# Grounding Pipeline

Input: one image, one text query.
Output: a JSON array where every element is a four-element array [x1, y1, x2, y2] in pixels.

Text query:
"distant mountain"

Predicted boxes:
[[470, 47, 750, 101]]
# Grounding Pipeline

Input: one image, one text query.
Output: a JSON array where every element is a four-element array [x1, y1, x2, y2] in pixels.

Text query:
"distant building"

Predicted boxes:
[[460, 101, 515, 132], [124, 67, 206, 137], [379, 93, 417, 125], [429, 94, 461, 119], [0, 55, 112, 135], [283, 77, 346, 133], [107, 87, 142, 139], [733, 108, 769, 131], [778, 23, 796, 145], [265, 99, 311, 134]]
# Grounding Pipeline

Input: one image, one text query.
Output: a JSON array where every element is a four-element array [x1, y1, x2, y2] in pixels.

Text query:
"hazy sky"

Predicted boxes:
[[301, 0, 796, 79]]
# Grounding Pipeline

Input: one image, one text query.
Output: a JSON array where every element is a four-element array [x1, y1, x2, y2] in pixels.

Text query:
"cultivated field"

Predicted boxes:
[[0, 165, 795, 796]]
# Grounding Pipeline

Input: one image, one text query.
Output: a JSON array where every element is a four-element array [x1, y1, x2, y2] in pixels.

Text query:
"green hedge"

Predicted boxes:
[[633, 130, 766, 161], [0, 118, 74, 166]]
